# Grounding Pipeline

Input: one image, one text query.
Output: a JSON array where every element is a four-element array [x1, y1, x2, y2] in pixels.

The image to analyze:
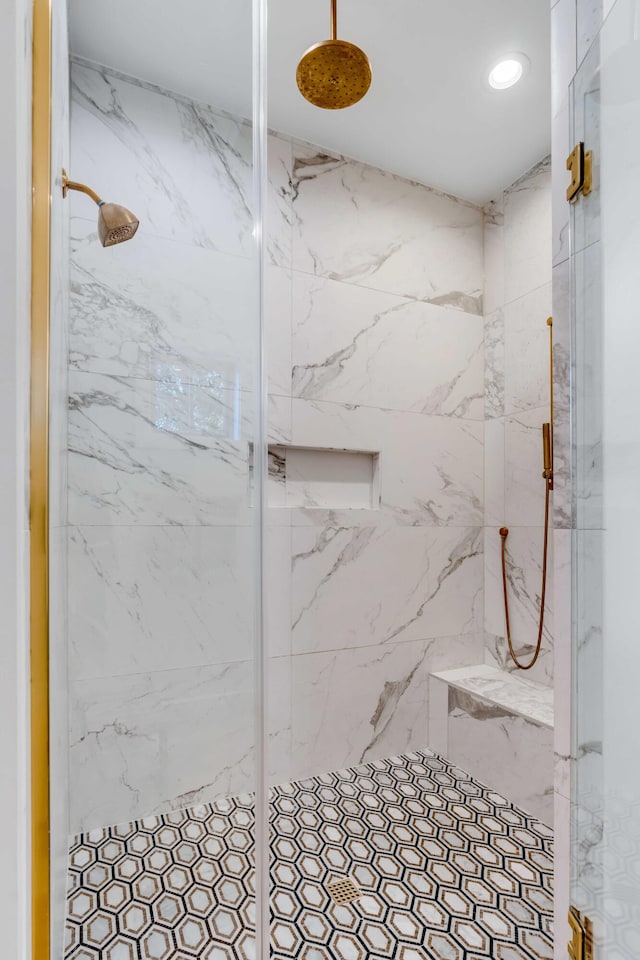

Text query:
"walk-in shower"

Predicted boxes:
[[38, 2, 569, 959]]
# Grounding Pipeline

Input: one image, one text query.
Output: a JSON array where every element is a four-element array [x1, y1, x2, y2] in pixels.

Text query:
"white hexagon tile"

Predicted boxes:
[[64, 750, 553, 960]]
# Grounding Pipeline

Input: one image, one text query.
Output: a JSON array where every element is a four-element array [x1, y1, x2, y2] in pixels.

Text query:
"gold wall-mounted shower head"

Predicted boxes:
[[62, 170, 139, 247], [296, 0, 372, 110]]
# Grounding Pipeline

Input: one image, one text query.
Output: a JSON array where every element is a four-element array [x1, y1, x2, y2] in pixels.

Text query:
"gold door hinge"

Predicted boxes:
[[567, 142, 593, 203], [568, 906, 594, 960]]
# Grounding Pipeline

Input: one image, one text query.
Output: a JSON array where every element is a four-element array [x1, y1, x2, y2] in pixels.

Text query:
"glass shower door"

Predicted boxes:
[[571, 0, 640, 955], [53, 2, 269, 958]]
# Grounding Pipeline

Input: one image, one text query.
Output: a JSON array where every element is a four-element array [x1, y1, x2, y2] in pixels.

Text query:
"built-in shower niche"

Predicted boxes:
[[268, 444, 380, 509]]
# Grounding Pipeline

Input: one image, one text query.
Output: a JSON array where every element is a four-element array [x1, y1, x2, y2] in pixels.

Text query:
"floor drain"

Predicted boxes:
[[327, 877, 362, 905]]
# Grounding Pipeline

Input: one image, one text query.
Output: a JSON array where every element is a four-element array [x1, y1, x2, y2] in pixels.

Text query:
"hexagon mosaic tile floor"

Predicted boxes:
[[64, 750, 554, 960]]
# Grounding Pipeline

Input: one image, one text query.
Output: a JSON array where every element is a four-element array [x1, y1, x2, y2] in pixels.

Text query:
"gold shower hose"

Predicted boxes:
[[499, 317, 553, 671]]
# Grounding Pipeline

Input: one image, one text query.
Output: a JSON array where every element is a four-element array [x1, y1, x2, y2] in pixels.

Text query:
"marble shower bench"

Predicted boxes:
[[429, 664, 553, 825]]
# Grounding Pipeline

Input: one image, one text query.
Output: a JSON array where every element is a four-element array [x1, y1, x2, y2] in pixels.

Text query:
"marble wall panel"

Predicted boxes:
[[290, 399, 483, 527], [69, 57, 490, 829], [70, 218, 260, 390], [266, 524, 292, 660], [69, 656, 291, 833], [484, 418, 505, 527], [504, 406, 551, 527], [291, 142, 483, 312], [267, 265, 293, 398], [290, 635, 482, 781], [291, 273, 483, 418], [483, 196, 504, 316], [68, 371, 254, 527], [483, 159, 553, 694], [504, 282, 554, 416], [291, 525, 482, 656], [67, 524, 271, 681], [70, 60, 292, 266], [484, 308, 505, 419], [291, 273, 389, 407], [503, 158, 552, 306], [484, 526, 554, 686]]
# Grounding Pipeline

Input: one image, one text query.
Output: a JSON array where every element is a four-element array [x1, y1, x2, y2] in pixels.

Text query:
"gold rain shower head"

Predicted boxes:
[[62, 170, 139, 247], [296, 0, 372, 110]]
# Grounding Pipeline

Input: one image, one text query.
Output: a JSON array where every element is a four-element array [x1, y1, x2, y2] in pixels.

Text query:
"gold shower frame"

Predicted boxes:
[[31, 0, 52, 957]]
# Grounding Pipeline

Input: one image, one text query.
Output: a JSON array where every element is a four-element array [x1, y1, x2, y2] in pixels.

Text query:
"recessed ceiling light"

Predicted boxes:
[[488, 54, 528, 90]]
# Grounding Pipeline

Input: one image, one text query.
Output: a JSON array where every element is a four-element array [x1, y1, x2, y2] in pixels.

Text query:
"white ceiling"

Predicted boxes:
[[69, 0, 550, 204]]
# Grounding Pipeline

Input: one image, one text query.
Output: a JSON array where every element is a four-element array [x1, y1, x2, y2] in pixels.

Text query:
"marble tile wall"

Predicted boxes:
[[68, 60, 485, 834], [275, 142, 485, 801], [68, 60, 268, 833], [483, 158, 554, 688]]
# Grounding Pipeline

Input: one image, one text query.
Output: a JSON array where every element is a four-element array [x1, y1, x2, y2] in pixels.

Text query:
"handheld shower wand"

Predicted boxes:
[[499, 317, 554, 671]]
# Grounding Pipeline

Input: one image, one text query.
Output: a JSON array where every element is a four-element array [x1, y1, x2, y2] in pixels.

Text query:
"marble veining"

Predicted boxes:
[[68, 524, 260, 681], [503, 157, 552, 307], [69, 656, 292, 832], [292, 273, 483, 418], [291, 524, 482, 655], [446, 687, 554, 825], [68, 371, 254, 527], [482, 158, 554, 697], [70, 218, 259, 388], [505, 406, 551, 527], [291, 145, 483, 312], [484, 308, 505, 419], [429, 670, 554, 825], [432, 664, 554, 728], [290, 399, 483, 527], [484, 526, 554, 687], [70, 60, 292, 265], [68, 59, 563, 840]]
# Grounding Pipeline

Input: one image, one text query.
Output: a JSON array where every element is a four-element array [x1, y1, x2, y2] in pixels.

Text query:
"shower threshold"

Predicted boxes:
[[64, 750, 553, 960]]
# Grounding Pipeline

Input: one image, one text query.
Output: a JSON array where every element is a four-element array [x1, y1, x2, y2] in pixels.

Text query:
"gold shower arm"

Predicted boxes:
[[61, 169, 103, 206], [331, 0, 337, 39]]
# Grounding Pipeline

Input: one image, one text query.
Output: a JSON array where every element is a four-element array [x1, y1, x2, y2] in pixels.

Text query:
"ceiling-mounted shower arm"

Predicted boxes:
[[331, 0, 337, 40]]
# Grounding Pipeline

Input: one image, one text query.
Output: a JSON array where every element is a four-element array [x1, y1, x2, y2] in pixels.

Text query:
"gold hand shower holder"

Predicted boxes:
[[499, 317, 553, 671]]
